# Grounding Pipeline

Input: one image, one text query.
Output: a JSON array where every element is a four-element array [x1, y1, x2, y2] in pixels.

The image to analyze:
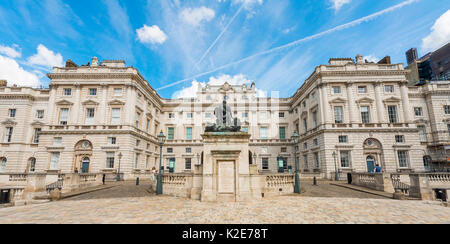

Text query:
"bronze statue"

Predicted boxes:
[[205, 100, 242, 132]]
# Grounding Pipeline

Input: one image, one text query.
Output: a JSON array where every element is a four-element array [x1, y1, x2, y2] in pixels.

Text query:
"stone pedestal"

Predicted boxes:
[[201, 132, 251, 202]]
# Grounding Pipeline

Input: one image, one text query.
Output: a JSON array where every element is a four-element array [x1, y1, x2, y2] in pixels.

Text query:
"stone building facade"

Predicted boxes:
[[0, 55, 449, 180]]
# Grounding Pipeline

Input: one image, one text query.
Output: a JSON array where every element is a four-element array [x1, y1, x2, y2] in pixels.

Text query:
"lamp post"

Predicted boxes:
[[253, 153, 257, 165], [291, 131, 300, 194], [156, 131, 166, 195], [116, 152, 123, 181], [332, 151, 339, 181]]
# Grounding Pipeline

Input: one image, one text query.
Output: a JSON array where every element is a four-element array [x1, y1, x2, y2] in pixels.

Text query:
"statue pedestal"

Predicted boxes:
[[201, 132, 251, 202]]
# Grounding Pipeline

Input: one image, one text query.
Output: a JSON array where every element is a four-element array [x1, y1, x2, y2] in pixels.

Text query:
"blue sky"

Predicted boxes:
[[0, 0, 449, 98]]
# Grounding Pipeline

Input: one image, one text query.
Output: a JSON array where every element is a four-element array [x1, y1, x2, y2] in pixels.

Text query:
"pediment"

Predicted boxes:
[[1, 119, 17, 126], [356, 97, 374, 104], [108, 99, 125, 105], [383, 96, 401, 103], [31, 121, 46, 126], [82, 99, 99, 106], [55, 99, 74, 106], [329, 97, 347, 104], [218, 82, 234, 92]]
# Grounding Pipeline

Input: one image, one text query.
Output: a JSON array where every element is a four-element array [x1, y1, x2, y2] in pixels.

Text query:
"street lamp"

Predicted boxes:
[[253, 153, 257, 165], [291, 131, 300, 194], [116, 152, 123, 181], [332, 151, 339, 181], [156, 131, 166, 195]]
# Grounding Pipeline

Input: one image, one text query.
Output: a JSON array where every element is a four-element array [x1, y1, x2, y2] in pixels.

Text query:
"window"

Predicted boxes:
[[302, 101, 306, 108], [281, 147, 287, 153], [242, 95, 248, 100], [135, 153, 140, 169], [89, 88, 97, 96], [332, 86, 341, 94], [304, 155, 309, 169], [168, 113, 175, 119], [146, 143, 150, 150], [311, 92, 316, 99], [303, 143, 307, 150], [242, 112, 249, 118], [167, 148, 173, 153], [4, 127, 13, 143], [358, 86, 367, 93], [59, 108, 69, 125], [186, 148, 192, 154], [136, 140, 140, 147], [168, 127, 174, 140], [64, 88, 72, 96], [50, 152, 60, 170], [260, 127, 267, 139], [340, 151, 350, 168], [9, 109, 16, 118], [206, 95, 212, 101], [135, 112, 141, 128], [106, 152, 115, 169], [303, 118, 307, 132], [313, 111, 318, 128], [279, 127, 286, 139], [108, 137, 116, 145], [241, 127, 248, 133], [29, 158, 36, 172], [414, 107, 423, 117], [444, 105, 450, 115], [360, 106, 370, 123], [109, 108, 120, 125], [314, 153, 319, 168], [54, 137, 62, 146], [388, 106, 398, 123], [33, 128, 41, 144], [418, 125, 426, 142], [385, 85, 394, 93], [187, 113, 193, 119], [313, 138, 318, 146], [185, 158, 192, 170], [338, 135, 348, 143], [397, 151, 409, 168], [395, 135, 405, 143], [448, 124, 450, 136], [279, 112, 285, 118], [85, 108, 95, 125], [0, 158, 6, 172], [262, 158, 269, 170], [205, 113, 212, 118], [186, 127, 193, 140], [37, 110, 44, 119], [114, 88, 122, 96], [146, 119, 150, 133], [334, 106, 343, 124]]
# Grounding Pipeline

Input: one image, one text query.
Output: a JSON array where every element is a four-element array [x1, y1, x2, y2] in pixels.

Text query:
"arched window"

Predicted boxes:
[[29, 158, 36, 172], [0, 157, 6, 172]]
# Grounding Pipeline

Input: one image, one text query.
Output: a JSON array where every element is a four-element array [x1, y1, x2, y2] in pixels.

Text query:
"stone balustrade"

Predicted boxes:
[[409, 173, 450, 201], [160, 173, 193, 198], [263, 174, 294, 197]]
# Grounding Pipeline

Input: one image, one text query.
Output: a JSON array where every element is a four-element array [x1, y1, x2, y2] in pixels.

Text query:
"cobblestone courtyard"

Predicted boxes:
[[1, 181, 449, 224]]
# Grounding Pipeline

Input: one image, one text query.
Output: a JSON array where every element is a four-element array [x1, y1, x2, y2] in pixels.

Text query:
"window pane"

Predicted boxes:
[[388, 106, 398, 123], [186, 127, 193, 140], [279, 127, 286, 139], [168, 128, 174, 140], [111, 108, 121, 125], [334, 106, 343, 123]]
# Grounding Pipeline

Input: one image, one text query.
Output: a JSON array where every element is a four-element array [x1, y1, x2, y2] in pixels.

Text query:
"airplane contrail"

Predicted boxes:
[[156, 0, 419, 91], [194, 3, 246, 69]]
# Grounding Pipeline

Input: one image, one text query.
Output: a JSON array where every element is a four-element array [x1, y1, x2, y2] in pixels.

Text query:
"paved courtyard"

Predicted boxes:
[[0, 181, 449, 224]]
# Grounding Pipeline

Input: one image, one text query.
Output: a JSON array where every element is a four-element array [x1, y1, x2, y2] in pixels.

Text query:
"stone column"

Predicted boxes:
[[374, 82, 385, 123], [400, 81, 412, 123], [346, 83, 357, 124]]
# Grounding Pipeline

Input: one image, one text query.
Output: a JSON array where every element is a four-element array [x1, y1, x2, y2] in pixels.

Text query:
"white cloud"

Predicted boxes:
[[180, 7, 215, 26], [27, 44, 63, 68], [0, 44, 21, 58], [172, 74, 266, 99], [330, 0, 352, 11], [136, 25, 168, 45], [422, 10, 450, 52], [0, 55, 40, 87]]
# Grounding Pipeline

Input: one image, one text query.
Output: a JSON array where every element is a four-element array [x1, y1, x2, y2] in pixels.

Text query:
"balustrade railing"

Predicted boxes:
[[9, 174, 28, 182], [265, 174, 294, 189], [391, 174, 410, 196], [162, 175, 187, 186]]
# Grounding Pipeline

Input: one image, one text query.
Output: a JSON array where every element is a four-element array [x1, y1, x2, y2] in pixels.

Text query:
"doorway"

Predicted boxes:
[[81, 157, 90, 173], [366, 156, 375, 173]]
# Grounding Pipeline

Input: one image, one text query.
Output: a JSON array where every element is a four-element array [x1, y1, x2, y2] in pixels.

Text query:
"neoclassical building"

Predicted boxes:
[[0, 55, 449, 180]]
